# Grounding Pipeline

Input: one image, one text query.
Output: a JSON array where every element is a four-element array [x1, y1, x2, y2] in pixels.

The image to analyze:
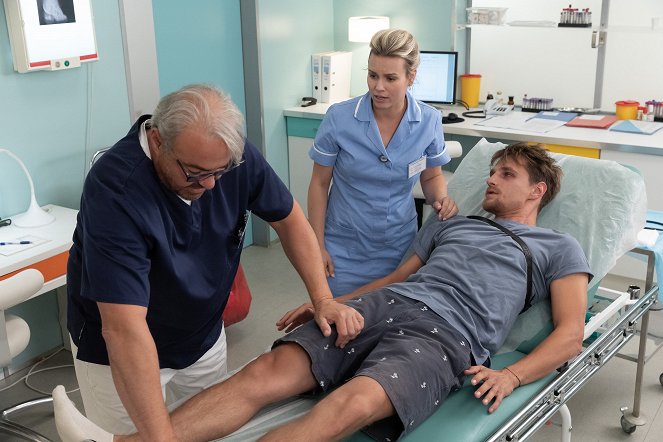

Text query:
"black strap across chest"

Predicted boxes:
[[468, 215, 534, 313]]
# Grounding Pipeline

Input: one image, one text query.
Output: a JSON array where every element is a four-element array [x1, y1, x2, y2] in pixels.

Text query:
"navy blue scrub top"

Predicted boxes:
[[67, 115, 293, 369]]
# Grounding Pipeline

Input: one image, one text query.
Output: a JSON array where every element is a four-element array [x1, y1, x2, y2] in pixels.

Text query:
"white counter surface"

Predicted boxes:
[[284, 105, 663, 156]]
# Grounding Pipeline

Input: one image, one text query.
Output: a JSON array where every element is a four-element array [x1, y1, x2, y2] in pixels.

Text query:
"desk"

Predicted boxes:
[[436, 107, 663, 156], [285, 104, 663, 155], [284, 104, 663, 210], [0, 205, 77, 297]]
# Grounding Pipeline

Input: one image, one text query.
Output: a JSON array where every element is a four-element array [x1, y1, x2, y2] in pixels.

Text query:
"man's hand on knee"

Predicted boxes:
[[313, 299, 364, 348]]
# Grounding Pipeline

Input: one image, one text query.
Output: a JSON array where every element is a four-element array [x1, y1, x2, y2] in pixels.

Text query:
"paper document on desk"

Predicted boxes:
[[475, 113, 567, 133], [518, 118, 568, 133], [609, 120, 663, 135], [474, 113, 530, 129], [0, 235, 49, 256]]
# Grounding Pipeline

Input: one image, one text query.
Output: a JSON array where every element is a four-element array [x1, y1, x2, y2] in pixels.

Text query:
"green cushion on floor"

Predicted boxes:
[[345, 352, 558, 441]]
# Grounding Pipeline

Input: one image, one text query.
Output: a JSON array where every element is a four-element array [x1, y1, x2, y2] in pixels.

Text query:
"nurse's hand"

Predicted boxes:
[[314, 299, 364, 348], [321, 248, 335, 278], [276, 302, 315, 333], [433, 196, 458, 221]]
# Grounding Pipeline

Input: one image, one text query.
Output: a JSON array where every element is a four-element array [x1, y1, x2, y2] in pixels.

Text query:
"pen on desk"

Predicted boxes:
[[0, 241, 32, 246]]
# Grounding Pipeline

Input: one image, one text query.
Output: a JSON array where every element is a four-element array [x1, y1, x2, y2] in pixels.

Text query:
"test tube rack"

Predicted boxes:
[[522, 96, 554, 112], [646, 100, 663, 122], [558, 5, 592, 28]]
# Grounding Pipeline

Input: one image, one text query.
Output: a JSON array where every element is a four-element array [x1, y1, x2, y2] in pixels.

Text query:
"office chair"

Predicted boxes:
[[0, 268, 54, 442], [89, 147, 110, 170]]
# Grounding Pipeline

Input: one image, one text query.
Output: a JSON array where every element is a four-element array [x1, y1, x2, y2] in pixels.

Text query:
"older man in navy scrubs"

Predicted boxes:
[[66, 84, 363, 440]]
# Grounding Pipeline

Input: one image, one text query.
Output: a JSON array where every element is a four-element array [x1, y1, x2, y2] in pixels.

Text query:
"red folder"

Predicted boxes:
[[565, 115, 618, 129]]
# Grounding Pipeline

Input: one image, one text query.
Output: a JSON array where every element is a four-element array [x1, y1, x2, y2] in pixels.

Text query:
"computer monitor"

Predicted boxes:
[[410, 51, 458, 105]]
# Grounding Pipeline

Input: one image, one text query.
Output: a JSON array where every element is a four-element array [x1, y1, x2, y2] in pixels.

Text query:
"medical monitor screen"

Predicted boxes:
[[410, 51, 458, 105]]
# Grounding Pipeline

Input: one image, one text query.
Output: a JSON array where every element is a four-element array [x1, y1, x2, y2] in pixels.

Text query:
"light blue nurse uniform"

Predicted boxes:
[[309, 91, 450, 296]]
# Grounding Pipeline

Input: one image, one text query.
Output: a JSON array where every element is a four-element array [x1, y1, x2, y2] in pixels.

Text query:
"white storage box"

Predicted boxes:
[[466, 7, 508, 25]]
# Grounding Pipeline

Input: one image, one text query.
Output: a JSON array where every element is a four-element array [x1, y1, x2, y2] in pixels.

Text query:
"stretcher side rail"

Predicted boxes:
[[486, 284, 658, 442]]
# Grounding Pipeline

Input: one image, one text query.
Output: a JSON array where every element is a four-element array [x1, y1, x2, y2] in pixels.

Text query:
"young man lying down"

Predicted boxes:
[[55, 142, 591, 442]]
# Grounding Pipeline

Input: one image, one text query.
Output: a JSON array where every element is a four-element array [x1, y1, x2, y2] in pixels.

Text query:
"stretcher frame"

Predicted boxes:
[[218, 254, 659, 442], [486, 251, 658, 441], [219, 142, 654, 442]]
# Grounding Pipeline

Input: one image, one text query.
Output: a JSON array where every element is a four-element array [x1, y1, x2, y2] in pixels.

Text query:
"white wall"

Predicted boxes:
[[118, 0, 160, 122]]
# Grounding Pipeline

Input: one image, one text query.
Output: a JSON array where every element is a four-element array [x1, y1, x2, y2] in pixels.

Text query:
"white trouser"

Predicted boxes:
[[71, 328, 227, 435]]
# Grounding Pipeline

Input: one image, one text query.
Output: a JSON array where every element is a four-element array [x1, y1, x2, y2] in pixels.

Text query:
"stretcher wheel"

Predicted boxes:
[[621, 416, 637, 434]]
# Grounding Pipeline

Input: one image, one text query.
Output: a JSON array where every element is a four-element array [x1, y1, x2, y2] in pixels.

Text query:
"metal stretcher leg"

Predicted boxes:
[[619, 309, 649, 433], [619, 249, 657, 434], [558, 404, 572, 442]]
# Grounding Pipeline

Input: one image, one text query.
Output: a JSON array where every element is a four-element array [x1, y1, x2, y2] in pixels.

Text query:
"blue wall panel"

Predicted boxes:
[[0, 0, 130, 367], [333, 0, 453, 96], [152, 0, 246, 115], [152, 0, 250, 243], [0, 0, 129, 216], [258, 0, 334, 184]]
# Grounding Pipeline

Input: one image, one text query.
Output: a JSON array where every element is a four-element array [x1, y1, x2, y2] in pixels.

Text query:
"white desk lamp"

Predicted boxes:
[[0, 148, 55, 227], [348, 16, 390, 43]]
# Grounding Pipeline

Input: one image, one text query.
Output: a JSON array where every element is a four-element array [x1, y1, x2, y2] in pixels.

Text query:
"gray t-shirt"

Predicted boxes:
[[387, 216, 592, 365]]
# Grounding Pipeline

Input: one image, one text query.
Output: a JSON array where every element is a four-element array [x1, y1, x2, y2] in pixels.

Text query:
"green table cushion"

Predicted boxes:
[[345, 351, 557, 441]]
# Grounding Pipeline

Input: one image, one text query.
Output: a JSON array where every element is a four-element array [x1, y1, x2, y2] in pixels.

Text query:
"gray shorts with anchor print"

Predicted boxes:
[[274, 289, 473, 441]]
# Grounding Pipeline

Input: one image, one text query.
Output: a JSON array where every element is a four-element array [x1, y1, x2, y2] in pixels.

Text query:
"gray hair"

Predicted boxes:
[[369, 29, 420, 75], [151, 84, 245, 165]]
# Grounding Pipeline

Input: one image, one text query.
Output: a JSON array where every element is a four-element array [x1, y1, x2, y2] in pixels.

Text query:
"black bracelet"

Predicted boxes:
[[504, 366, 522, 387]]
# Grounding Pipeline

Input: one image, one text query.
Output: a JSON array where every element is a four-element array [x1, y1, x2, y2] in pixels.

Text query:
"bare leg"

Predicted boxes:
[[164, 343, 317, 442], [56, 343, 316, 442], [259, 375, 395, 442]]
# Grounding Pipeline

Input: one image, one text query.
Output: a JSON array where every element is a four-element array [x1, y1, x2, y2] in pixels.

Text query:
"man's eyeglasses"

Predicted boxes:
[[176, 159, 243, 183]]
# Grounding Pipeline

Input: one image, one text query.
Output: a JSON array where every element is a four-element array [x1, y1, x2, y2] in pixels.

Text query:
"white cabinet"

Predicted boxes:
[[287, 135, 314, 216], [285, 109, 327, 217]]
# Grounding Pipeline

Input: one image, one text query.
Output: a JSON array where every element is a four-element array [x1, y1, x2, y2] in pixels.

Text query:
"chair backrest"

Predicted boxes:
[[0, 269, 44, 366], [444, 138, 647, 353], [445, 140, 463, 159], [88, 147, 111, 173]]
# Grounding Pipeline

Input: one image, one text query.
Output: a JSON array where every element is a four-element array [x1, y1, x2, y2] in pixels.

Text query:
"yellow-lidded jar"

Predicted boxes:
[[615, 100, 639, 120]]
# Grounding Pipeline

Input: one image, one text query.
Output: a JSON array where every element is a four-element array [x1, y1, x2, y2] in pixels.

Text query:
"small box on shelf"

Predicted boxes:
[[466, 7, 508, 26]]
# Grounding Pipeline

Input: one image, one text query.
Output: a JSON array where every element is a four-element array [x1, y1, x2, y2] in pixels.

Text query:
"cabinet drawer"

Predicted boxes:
[[286, 117, 322, 139], [545, 144, 600, 159]]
